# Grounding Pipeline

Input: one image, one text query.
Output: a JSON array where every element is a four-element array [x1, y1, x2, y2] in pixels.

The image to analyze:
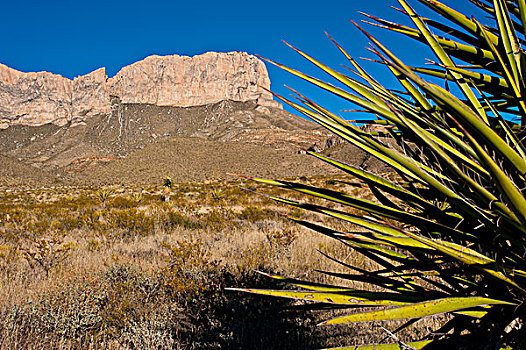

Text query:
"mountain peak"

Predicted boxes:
[[0, 51, 280, 129]]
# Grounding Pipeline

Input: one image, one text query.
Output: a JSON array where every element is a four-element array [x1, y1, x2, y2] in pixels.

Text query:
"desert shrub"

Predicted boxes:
[[237, 205, 275, 222], [158, 237, 320, 349], [159, 238, 214, 302], [0, 243, 20, 276], [105, 208, 155, 238], [0, 275, 109, 348], [79, 207, 106, 231], [96, 189, 113, 208], [57, 211, 86, 231], [85, 237, 102, 252], [265, 226, 297, 252], [164, 210, 203, 230], [199, 208, 239, 231], [21, 235, 74, 277], [0, 252, 321, 349], [235, 243, 272, 274], [0, 265, 164, 347], [109, 195, 139, 209], [207, 186, 224, 202], [54, 195, 97, 210], [174, 269, 321, 350]]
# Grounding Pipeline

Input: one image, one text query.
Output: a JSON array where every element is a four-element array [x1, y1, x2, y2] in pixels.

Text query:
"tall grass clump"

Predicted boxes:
[[230, 1, 526, 348]]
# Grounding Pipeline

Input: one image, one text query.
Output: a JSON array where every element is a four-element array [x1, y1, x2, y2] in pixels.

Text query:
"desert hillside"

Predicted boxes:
[[0, 52, 387, 187]]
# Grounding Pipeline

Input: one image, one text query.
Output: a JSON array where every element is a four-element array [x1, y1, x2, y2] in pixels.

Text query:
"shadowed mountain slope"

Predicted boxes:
[[0, 100, 394, 187]]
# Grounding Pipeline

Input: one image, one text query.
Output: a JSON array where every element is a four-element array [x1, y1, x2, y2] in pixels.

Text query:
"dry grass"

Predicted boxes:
[[0, 175, 441, 349]]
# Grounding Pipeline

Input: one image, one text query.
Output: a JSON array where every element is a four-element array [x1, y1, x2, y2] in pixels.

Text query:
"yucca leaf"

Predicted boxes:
[[418, 127, 489, 176], [279, 195, 499, 264], [381, 63, 488, 164], [326, 33, 418, 113], [399, 0, 489, 122], [417, 0, 500, 45], [314, 249, 425, 293], [288, 215, 417, 262], [393, 109, 523, 226], [320, 296, 515, 324], [278, 88, 463, 189], [226, 288, 418, 306], [344, 239, 417, 261], [256, 270, 445, 297], [494, 0, 522, 88], [267, 91, 435, 184], [256, 177, 475, 239], [354, 22, 526, 193], [328, 35, 427, 120], [412, 65, 509, 91], [473, 17, 526, 116], [258, 55, 402, 123], [304, 150, 447, 211], [479, 92, 526, 161], [454, 310, 490, 318], [255, 271, 357, 292], [518, 0, 526, 37], [235, 1, 526, 347], [401, 229, 526, 291], [460, 122, 526, 224], [383, 56, 526, 176], [348, 119, 393, 125], [322, 340, 433, 350], [316, 269, 430, 294], [365, 9, 484, 47], [283, 41, 398, 113], [362, 12, 497, 63]]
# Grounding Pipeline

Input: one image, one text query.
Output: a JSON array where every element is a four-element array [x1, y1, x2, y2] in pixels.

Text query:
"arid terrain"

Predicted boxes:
[[0, 99, 389, 188], [0, 175, 439, 349], [0, 53, 409, 349]]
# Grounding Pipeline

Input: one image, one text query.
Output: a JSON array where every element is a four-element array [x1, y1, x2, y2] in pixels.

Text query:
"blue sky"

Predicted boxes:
[[1, 0, 484, 118]]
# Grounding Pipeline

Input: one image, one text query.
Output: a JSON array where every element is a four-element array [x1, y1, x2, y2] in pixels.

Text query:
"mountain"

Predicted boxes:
[[0, 52, 279, 128], [0, 52, 385, 187], [0, 154, 63, 188]]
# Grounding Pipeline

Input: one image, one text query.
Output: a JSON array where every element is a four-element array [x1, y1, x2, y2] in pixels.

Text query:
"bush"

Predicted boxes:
[[0, 262, 322, 349]]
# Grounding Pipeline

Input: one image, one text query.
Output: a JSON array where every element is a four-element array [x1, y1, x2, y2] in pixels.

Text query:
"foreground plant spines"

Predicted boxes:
[[231, 0, 526, 348]]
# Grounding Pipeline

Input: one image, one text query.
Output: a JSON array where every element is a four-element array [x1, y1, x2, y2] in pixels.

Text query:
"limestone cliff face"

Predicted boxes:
[[72, 68, 111, 124], [0, 63, 73, 127], [107, 52, 273, 106], [0, 52, 279, 129]]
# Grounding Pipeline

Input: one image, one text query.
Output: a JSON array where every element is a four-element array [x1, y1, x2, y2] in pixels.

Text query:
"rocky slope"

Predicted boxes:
[[0, 51, 391, 187], [0, 52, 279, 128]]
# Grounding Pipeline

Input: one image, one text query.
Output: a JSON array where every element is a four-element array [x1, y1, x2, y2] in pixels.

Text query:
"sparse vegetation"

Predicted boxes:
[[0, 176, 383, 349]]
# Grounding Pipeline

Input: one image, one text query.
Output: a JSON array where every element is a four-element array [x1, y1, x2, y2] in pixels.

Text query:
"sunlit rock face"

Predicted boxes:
[[0, 63, 75, 127], [0, 52, 280, 129]]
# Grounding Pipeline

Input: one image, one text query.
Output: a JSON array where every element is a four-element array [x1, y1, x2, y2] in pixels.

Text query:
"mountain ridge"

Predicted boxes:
[[0, 52, 391, 188], [0, 51, 280, 128]]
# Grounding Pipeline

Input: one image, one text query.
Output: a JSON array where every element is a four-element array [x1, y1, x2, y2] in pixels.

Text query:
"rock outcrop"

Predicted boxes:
[[0, 64, 74, 128], [0, 52, 280, 129], [72, 68, 111, 124]]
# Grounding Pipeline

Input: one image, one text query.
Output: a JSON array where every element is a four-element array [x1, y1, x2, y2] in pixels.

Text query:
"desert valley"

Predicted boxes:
[[0, 52, 398, 349]]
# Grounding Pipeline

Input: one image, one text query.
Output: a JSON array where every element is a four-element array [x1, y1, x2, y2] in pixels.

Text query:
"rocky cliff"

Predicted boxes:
[[0, 52, 279, 129]]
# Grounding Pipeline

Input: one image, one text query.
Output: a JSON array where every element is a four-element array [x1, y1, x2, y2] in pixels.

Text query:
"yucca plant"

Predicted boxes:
[[162, 176, 173, 202], [228, 0, 526, 348], [97, 188, 113, 208]]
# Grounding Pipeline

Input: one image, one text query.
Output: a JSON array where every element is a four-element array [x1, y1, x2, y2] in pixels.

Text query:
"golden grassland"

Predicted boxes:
[[0, 175, 439, 349]]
